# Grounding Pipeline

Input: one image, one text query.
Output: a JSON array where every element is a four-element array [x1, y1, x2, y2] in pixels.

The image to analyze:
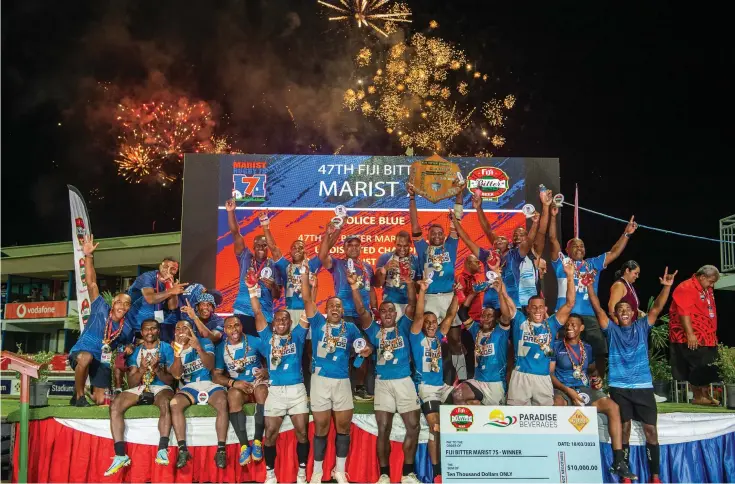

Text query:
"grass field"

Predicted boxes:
[[1, 396, 731, 422]]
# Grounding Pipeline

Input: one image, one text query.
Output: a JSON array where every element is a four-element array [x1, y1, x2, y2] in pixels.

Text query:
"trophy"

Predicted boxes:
[[486, 270, 498, 285], [553, 193, 564, 208], [331, 205, 347, 229], [539, 184, 547, 194], [407, 155, 463, 203], [522, 204, 536, 218], [425, 267, 435, 285], [486, 249, 501, 268], [430, 358, 440, 373], [353, 338, 367, 368], [347, 258, 355, 274], [383, 348, 394, 361], [580, 271, 596, 287]]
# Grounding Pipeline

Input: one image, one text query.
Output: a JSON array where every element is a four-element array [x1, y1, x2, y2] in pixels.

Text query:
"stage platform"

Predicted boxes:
[[4, 398, 735, 483]]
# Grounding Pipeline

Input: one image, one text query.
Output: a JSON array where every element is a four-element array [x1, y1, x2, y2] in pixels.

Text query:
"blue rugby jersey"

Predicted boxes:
[[214, 335, 263, 383], [310, 313, 364, 379]]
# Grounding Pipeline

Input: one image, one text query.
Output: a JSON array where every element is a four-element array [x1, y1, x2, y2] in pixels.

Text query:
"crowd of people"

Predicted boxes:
[[66, 182, 723, 484]]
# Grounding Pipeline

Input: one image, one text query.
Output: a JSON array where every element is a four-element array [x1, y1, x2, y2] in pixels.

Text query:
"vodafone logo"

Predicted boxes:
[[5, 302, 66, 319]]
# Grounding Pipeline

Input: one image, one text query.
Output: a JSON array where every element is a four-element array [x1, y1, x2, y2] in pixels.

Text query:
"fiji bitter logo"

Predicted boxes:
[[467, 167, 510, 201], [568, 409, 590, 432], [485, 409, 518, 428], [449, 407, 474, 431]]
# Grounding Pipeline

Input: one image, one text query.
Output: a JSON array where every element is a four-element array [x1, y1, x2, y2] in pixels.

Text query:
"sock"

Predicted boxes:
[[613, 449, 624, 466], [255, 404, 265, 441], [313, 460, 323, 474], [229, 412, 249, 445], [380, 466, 391, 477], [178, 440, 188, 452], [433, 463, 441, 477], [622, 444, 630, 464], [264, 444, 277, 470], [158, 437, 169, 451], [114, 387, 122, 393], [217, 441, 226, 452], [114, 441, 126, 457], [646, 443, 660, 475], [313, 435, 328, 462], [297, 441, 310, 468], [403, 462, 414, 476], [335, 433, 350, 472]]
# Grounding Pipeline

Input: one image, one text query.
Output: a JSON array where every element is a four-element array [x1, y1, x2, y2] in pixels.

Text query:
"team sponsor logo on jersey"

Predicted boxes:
[[477, 342, 496, 357]]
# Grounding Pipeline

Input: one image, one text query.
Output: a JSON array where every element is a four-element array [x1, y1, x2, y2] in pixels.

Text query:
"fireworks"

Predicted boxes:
[[318, 0, 412, 37], [116, 144, 155, 183], [491, 135, 506, 147], [504, 94, 516, 109], [343, 88, 359, 110], [429, 20, 439, 29], [457, 81, 468, 95], [356, 47, 372, 67], [482, 99, 506, 127]]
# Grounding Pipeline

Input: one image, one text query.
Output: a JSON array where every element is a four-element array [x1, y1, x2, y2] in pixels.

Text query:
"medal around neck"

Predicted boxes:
[[260, 266, 273, 280], [522, 203, 536, 218], [383, 350, 394, 361], [553, 193, 564, 208]]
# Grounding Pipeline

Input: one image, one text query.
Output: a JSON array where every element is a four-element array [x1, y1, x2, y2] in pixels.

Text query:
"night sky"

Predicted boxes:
[[2, 1, 732, 341]]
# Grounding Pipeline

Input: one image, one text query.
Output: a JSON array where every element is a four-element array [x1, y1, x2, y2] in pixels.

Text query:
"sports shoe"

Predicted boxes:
[[611, 461, 637, 480], [651, 477, 662, 483], [69, 395, 77, 406], [622, 479, 632, 484], [310, 471, 323, 484], [354, 386, 374, 402], [239, 444, 252, 466], [333, 471, 350, 483], [433, 475, 442, 483], [176, 449, 192, 469], [75, 397, 92, 407], [297, 469, 308, 484], [654, 394, 667, 403], [376, 474, 391, 484], [104, 455, 131, 476], [155, 449, 169, 465], [401, 473, 421, 484], [214, 448, 227, 468], [265, 471, 278, 484], [252, 439, 264, 461]]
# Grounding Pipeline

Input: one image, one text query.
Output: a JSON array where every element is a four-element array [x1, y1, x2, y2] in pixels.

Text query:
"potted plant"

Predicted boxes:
[[649, 351, 673, 400], [14, 344, 56, 407], [715, 344, 735, 409]]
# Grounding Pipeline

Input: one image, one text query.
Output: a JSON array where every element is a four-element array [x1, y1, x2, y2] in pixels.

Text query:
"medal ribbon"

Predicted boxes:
[[103, 312, 125, 346], [378, 327, 399, 357], [423, 335, 441, 369], [141, 340, 162, 389], [225, 335, 249, 369], [623, 279, 639, 309], [270, 331, 292, 363], [325, 321, 346, 349]]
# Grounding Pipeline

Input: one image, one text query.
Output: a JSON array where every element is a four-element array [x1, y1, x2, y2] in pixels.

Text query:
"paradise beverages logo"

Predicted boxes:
[[467, 167, 510, 201], [449, 406, 474, 431], [485, 409, 518, 428]]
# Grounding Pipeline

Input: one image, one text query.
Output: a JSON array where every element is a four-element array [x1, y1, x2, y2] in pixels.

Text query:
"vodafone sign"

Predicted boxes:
[[4, 301, 67, 319]]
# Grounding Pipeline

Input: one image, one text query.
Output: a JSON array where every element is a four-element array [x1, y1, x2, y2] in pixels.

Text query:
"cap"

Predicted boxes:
[[196, 293, 217, 309], [343, 234, 361, 245]]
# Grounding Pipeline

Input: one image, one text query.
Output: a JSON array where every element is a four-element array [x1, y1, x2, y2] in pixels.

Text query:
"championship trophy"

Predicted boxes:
[[553, 193, 564, 208], [353, 338, 367, 368], [522, 204, 536, 218], [331, 205, 347, 229], [407, 154, 464, 203]]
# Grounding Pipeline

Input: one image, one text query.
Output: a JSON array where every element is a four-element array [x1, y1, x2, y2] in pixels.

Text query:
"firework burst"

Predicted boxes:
[[318, 0, 412, 37]]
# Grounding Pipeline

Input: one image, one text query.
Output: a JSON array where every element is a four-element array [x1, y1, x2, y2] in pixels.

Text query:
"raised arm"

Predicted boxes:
[[648, 267, 677, 325], [438, 294, 459, 335], [407, 183, 421, 237], [605, 216, 637, 266], [259, 211, 283, 261], [450, 209, 481, 257], [318, 224, 341, 271], [533, 190, 552, 256], [226, 198, 246, 256], [608, 281, 626, 323], [555, 260, 577, 323], [548, 203, 561, 258], [472, 192, 497, 245], [497, 278, 515, 326], [448, 182, 466, 240], [586, 280, 610, 330], [411, 280, 429, 334], [141, 281, 187, 306], [518, 212, 540, 258], [247, 280, 269, 332], [404, 273, 418, 320], [301, 263, 318, 319], [82, 234, 100, 301], [347, 273, 373, 330]]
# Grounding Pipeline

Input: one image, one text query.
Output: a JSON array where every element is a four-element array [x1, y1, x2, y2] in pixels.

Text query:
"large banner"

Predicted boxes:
[[440, 405, 602, 483], [68, 185, 92, 330], [180, 155, 560, 312]]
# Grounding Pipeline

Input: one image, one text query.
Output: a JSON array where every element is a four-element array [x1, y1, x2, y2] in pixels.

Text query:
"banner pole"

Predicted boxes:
[[18, 373, 30, 483]]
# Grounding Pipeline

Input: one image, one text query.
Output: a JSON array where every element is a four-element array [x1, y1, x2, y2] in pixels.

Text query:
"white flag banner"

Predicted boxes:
[[68, 185, 92, 331]]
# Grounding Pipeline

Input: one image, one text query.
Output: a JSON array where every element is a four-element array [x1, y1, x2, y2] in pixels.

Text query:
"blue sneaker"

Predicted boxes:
[[239, 444, 252, 466], [155, 449, 169, 466], [104, 455, 131, 476], [252, 439, 263, 462]]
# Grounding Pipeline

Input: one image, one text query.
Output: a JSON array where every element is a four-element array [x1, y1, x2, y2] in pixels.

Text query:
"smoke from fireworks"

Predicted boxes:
[[318, 0, 412, 37]]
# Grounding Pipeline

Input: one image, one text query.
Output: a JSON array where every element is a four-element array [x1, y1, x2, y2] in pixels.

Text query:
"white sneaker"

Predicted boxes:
[[654, 393, 667, 403], [297, 470, 308, 484], [376, 474, 391, 484], [333, 471, 350, 483], [265, 471, 278, 484], [401, 473, 421, 484], [310, 471, 323, 484]]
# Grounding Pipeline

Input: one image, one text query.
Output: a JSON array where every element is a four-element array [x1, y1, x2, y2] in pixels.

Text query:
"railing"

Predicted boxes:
[[721, 215, 735, 273]]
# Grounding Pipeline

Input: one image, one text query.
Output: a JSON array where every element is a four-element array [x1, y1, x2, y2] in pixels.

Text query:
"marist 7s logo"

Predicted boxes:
[[232, 161, 268, 201]]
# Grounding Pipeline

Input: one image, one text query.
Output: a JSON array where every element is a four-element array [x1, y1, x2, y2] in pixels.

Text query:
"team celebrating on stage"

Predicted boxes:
[[67, 180, 724, 484]]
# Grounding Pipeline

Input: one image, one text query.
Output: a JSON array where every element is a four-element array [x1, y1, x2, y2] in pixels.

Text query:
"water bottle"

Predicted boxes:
[[104, 388, 111, 406]]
